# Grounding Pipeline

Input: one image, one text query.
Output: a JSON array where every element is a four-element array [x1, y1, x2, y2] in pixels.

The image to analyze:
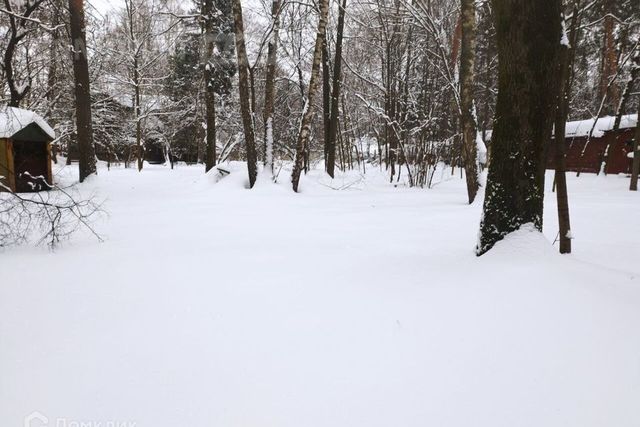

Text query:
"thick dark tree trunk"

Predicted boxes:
[[291, 0, 330, 192], [326, 0, 347, 179], [460, 0, 480, 204], [68, 0, 97, 182], [232, 0, 258, 187], [204, 0, 217, 173], [477, 0, 562, 255]]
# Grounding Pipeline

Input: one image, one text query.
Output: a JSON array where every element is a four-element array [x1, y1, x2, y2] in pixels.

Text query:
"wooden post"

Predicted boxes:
[[8, 140, 16, 192], [47, 142, 53, 188]]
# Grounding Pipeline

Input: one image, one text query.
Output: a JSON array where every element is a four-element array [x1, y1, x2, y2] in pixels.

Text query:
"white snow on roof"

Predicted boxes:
[[565, 114, 637, 139], [0, 106, 55, 140], [483, 114, 637, 142]]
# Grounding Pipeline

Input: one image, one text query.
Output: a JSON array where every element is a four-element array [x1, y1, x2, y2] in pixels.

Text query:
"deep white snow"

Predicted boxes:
[[1, 162, 639, 427]]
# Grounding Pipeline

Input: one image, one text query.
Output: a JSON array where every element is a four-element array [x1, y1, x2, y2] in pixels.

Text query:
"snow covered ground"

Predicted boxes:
[[1, 162, 639, 427]]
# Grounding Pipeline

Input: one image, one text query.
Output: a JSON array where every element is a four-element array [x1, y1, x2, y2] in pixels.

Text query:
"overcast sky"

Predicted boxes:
[[87, 0, 125, 17]]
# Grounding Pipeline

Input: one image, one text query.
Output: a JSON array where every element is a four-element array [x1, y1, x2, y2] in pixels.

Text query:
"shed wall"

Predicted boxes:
[[0, 138, 16, 192]]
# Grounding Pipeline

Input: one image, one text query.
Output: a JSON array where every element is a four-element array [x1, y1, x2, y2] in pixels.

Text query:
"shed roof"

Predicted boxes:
[[0, 106, 55, 140], [565, 114, 637, 138], [483, 114, 637, 142]]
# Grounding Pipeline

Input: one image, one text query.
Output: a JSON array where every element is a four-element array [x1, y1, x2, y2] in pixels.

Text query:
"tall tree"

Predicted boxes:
[[291, 0, 331, 192], [459, 0, 480, 203], [631, 100, 640, 192], [598, 0, 619, 115], [477, 0, 562, 255], [326, 0, 347, 178], [322, 34, 331, 169], [203, 0, 217, 172], [553, 4, 582, 255], [263, 0, 281, 177], [232, 0, 258, 187], [68, 0, 97, 182], [1, 0, 48, 107]]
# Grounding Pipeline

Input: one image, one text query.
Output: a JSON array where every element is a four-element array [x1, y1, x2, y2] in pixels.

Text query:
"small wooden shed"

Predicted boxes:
[[0, 106, 55, 192], [547, 114, 637, 174]]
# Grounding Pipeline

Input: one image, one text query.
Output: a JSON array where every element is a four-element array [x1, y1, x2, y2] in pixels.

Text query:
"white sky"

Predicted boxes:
[[88, 0, 124, 14]]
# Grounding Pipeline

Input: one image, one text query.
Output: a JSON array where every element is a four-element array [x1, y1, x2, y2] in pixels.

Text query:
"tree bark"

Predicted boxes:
[[47, 0, 62, 164], [477, 0, 562, 255], [134, 58, 143, 171], [232, 0, 258, 187], [614, 54, 639, 131], [598, 0, 619, 115], [326, 0, 347, 179], [204, 0, 217, 173], [553, 8, 579, 255], [460, 0, 480, 204], [322, 35, 331, 168], [263, 0, 281, 177], [291, 0, 330, 192], [631, 105, 640, 191], [68, 0, 97, 182], [2, 0, 47, 107]]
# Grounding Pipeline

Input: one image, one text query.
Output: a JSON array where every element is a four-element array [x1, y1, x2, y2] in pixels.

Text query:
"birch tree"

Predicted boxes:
[[263, 0, 282, 177], [291, 0, 330, 192], [232, 0, 258, 187]]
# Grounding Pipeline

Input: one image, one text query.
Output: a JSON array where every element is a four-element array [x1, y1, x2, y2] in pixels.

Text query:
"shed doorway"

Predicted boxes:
[[13, 140, 52, 192]]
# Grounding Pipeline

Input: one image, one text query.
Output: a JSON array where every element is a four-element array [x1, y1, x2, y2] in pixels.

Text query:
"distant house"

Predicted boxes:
[[547, 114, 637, 175], [485, 114, 637, 175], [0, 106, 55, 192]]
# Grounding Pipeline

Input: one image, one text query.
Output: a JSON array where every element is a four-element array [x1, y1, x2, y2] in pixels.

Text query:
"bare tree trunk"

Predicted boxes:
[[460, 0, 479, 204], [204, 0, 217, 173], [134, 62, 143, 171], [614, 54, 639, 130], [326, 0, 347, 179], [232, 0, 258, 187], [125, 1, 144, 172], [553, 6, 580, 255], [322, 35, 331, 166], [69, 0, 97, 182], [477, 0, 561, 255], [598, 0, 619, 115], [2, 0, 46, 107], [631, 105, 640, 191], [263, 0, 281, 177], [47, 0, 61, 164], [291, 0, 330, 192]]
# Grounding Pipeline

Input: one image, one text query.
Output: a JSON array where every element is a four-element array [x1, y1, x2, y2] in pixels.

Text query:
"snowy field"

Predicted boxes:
[[1, 162, 639, 427]]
